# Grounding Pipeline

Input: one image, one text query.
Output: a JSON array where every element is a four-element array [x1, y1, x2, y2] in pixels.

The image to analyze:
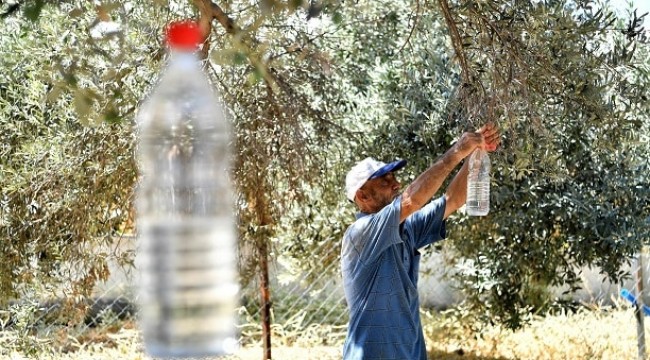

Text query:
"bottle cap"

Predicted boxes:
[[165, 20, 202, 50]]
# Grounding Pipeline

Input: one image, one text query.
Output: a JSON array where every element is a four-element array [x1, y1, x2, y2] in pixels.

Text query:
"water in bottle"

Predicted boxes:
[[135, 20, 238, 357], [466, 148, 490, 216]]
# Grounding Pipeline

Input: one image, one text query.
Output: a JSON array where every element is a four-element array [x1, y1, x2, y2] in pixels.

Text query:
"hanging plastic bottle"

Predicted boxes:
[[135, 20, 238, 357], [466, 148, 490, 216]]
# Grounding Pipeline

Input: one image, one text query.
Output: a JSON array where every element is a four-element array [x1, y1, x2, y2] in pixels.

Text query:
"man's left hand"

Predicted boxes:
[[479, 123, 500, 152]]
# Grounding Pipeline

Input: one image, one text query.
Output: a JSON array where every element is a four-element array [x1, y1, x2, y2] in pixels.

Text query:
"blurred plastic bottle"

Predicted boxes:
[[466, 148, 490, 216], [135, 20, 238, 357]]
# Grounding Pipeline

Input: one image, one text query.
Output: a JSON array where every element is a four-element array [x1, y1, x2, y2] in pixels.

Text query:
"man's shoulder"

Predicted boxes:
[[343, 216, 369, 244], [347, 214, 370, 229]]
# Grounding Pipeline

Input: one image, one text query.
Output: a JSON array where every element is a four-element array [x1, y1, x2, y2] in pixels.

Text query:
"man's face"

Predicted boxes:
[[360, 172, 401, 212]]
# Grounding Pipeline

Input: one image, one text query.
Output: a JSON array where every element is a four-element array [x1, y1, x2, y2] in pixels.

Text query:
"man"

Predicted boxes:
[[341, 124, 500, 359]]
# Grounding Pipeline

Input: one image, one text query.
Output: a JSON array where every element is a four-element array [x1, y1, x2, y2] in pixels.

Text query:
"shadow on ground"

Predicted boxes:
[[429, 347, 511, 360]]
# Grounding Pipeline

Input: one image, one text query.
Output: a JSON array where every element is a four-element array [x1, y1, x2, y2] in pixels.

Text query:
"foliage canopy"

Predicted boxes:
[[1, 0, 649, 331]]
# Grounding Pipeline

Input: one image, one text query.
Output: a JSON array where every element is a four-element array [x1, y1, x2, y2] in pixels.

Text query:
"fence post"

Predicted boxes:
[[635, 247, 646, 360]]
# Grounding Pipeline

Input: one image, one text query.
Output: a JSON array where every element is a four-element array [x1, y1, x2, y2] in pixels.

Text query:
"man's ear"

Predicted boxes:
[[356, 188, 369, 203], [355, 188, 375, 212]]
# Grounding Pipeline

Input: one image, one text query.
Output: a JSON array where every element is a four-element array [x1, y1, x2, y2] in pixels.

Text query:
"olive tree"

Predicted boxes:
[[319, 0, 650, 329], [1, 0, 648, 335]]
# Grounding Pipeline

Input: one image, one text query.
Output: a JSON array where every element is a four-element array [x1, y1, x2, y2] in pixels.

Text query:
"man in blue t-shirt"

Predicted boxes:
[[341, 124, 500, 360]]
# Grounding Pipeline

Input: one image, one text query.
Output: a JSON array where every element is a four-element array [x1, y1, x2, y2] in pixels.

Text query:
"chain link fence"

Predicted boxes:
[[1, 233, 649, 359]]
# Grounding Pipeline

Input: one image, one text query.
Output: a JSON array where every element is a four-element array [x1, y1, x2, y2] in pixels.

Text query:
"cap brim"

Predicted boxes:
[[369, 159, 407, 180]]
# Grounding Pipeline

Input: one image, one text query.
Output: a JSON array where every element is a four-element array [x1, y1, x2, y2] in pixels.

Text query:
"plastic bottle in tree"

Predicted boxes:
[[466, 148, 490, 216], [135, 20, 238, 357]]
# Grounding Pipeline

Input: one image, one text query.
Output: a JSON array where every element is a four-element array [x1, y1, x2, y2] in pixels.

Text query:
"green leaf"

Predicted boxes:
[[68, 8, 84, 18], [233, 52, 248, 65], [73, 89, 91, 123], [45, 85, 63, 104], [290, 0, 303, 10], [332, 12, 343, 25], [24, 0, 45, 22], [246, 69, 263, 85], [103, 108, 120, 124]]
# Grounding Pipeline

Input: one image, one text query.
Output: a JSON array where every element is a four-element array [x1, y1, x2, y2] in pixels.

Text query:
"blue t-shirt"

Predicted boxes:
[[341, 196, 447, 360]]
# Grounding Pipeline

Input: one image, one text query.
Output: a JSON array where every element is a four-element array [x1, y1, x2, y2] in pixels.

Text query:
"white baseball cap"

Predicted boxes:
[[345, 157, 407, 201]]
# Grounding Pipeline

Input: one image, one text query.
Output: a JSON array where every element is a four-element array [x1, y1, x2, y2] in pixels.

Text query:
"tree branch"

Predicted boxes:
[[192, 0, 280, 91], [396, 0, 421, 55], [193, 0, 238, 34], [437, 0, 471, 83]]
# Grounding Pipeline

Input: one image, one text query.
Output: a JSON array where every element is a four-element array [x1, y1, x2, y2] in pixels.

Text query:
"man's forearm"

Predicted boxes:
[[400, 145, 465, 222], [443, 160, 469, 219]]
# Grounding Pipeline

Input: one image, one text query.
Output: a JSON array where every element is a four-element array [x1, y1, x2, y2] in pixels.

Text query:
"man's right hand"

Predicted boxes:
[[455, 131, 485, 158]]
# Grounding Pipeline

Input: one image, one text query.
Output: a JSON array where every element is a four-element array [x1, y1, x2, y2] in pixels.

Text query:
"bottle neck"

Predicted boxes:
[[471, 148, 486, 157], [168, 50, 201, 71]]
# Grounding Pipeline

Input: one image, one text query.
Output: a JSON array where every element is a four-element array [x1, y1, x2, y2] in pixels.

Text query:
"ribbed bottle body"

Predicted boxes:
[[135, 52, 237, 357], [466, 149, 490, 216]]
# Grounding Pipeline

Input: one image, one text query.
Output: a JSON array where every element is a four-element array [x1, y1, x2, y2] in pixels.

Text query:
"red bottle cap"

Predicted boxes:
[[165, 20, 202, 50]]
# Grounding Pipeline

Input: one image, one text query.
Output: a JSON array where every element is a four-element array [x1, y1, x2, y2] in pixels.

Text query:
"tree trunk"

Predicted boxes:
[[259, 238, 272, 360]]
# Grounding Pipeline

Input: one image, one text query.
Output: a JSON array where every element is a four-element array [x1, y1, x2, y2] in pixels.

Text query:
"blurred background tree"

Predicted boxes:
[[0, 0, 648, 332]]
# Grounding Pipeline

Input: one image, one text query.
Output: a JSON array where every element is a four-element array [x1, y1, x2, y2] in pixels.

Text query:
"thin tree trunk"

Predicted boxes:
[[259, 239, 272, 360]]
